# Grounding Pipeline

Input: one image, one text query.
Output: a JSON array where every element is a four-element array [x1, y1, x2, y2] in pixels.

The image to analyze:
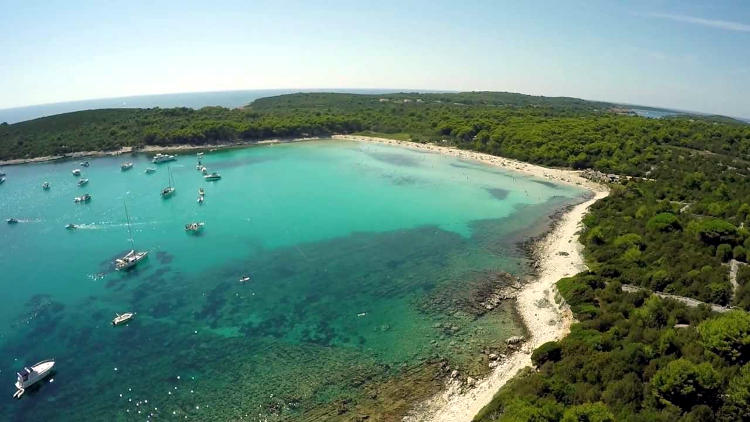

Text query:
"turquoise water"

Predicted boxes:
[[0, 140, 585, 420]]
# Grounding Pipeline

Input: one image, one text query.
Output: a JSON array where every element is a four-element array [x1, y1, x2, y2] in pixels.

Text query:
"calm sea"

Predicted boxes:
[[0, 140, 586, 420]]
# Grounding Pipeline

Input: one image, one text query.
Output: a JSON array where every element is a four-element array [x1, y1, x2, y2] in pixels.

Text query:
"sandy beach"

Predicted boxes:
[[333, 135, 608, 422]]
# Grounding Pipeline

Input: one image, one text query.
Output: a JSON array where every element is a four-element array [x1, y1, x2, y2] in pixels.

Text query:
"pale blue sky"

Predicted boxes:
[[1, 0, 749, 116]]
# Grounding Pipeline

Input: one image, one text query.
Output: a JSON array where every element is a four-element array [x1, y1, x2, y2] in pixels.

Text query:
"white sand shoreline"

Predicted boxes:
[[332, 135, 608, 422]]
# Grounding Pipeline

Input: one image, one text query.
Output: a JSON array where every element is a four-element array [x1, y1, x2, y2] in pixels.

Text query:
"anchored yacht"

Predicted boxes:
[[112, 312, 135, 326], [121, 162, 134, 171], [152, 153, 176, 163], [13, 359, 55, 399], [204, 172, 221, 181]]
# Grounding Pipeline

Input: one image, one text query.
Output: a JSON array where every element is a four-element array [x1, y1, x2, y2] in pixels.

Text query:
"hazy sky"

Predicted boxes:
[[1, 0, 749, 116]]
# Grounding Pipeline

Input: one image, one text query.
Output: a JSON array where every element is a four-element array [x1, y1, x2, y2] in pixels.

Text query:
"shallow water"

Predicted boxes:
[[0, 140, 585, 420]]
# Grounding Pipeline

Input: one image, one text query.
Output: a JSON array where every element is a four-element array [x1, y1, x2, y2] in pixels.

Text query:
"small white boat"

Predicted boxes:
[[197, 195, 204, 204], [121, 162, 134, 171], [112, 312, 135, 326], [42, 182, 50, 190], [145, 167, 156, 174], [161, 186, 175, 197], [239, 275, 251, 283], [201, 166, 208, 175], [74, 194, 91, 203], [115, 249, 148, 271], [152, 153, 176, 163], [13, 359, 55, 399], [0, 177, 5, 184], [80, 161, 90, 167], [65, 223, 77, 230], [72, 169, 81, 176], [204, 172, 221, 181], [198, 188, 205, 196], [7, 217, 18, 224], [197, 152, 204, 157], [77, 178, 89, 186], [185, 222, 205, 233]]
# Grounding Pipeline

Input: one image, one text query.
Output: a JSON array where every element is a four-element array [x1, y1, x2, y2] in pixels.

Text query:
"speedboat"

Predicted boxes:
[[197, 152, 204, 157], [185, 222, 204, 233], [204, 172, 221, 181], [152, 153, 176, 163], [144, 168, 156, 174], [65, 224, 77, 230], [13, 359, 55, 399], [80, 161, 90, 167], [42, 182, 50, 190], [72, 169, 81, 176], [201, 166, 208, 175], [197, 195, 204, 204], [121, 162, 134, 171], [239, 275, 251, 283], [0, 177, 5, 184], [74, 194, 91, 203], [198, 188, 205, 196], [115, 250, 148, 271], [77, 178, 89, 186], [7, 218, 18, 224], [112, 312, 135, 326]]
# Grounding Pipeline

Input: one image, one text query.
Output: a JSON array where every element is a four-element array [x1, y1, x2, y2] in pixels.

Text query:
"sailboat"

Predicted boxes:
[[114, 202, 148, 271], [161, 166, 175, 198]]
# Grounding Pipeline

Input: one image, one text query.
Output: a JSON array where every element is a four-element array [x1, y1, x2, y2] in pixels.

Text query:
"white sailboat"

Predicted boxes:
[[115, 202, 148, 271], [13, 359, 55, 399], [112, 312, 135, 326], [161, 166, 175, 198]]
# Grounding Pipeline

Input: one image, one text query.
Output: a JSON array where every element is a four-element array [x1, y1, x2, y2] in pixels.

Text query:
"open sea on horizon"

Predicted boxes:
[[0, 139, 586, 420]]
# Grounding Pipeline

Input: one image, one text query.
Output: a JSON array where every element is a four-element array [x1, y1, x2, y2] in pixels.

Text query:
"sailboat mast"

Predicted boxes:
[[124, 201, 135, 251]]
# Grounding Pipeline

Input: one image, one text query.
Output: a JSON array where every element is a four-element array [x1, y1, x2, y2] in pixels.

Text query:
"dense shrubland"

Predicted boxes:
[[3, 92, 750, 420]]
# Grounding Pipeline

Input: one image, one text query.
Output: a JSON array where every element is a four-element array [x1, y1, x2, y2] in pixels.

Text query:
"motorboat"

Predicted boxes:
[[239, 275, 251, 283], [121, 162, 134, 171], [7, 218, 18, 224], [204, 172, 221, 181], [197, 195, 204, 204], [42, 182, 50, 190], [152, 153, 176, 163], [145, 167, 156, 174], [185, 222, 205, 233], [72, 169, 81, 176], [13, 359, 55, 399], [74, 194, 91, 203], [197, 152, 204, 157], [201, 166, 208, 175], [115, 249, 148, 271], [0, 177, 5, 184], [80, 161, 90, 167], [198, 188, 205, 196], [112, 312, 135, 326], [65, 224, 77, 230], [77, 178, 89, 186]]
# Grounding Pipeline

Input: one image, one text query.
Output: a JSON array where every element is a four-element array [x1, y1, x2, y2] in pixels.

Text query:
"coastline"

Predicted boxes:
[[331, 135, 608, 421], [0, 137, 319, 166]]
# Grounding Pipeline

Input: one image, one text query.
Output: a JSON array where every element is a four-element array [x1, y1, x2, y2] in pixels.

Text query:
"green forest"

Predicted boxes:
[[3, 92, 750, 420]]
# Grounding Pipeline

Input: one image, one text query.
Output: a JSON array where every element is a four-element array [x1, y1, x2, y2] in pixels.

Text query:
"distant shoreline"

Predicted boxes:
[[0, 137, 319, 166]]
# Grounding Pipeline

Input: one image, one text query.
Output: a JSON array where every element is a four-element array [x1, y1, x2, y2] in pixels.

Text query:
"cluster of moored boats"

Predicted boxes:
[[6, 151, 234, 399]]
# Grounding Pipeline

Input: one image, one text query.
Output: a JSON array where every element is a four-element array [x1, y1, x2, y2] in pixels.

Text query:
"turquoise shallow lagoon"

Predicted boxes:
[[0, 140, 586, 420]]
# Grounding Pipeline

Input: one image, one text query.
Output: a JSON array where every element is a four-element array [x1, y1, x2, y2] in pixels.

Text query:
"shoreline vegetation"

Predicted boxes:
[[3, 92, 750, 420]]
